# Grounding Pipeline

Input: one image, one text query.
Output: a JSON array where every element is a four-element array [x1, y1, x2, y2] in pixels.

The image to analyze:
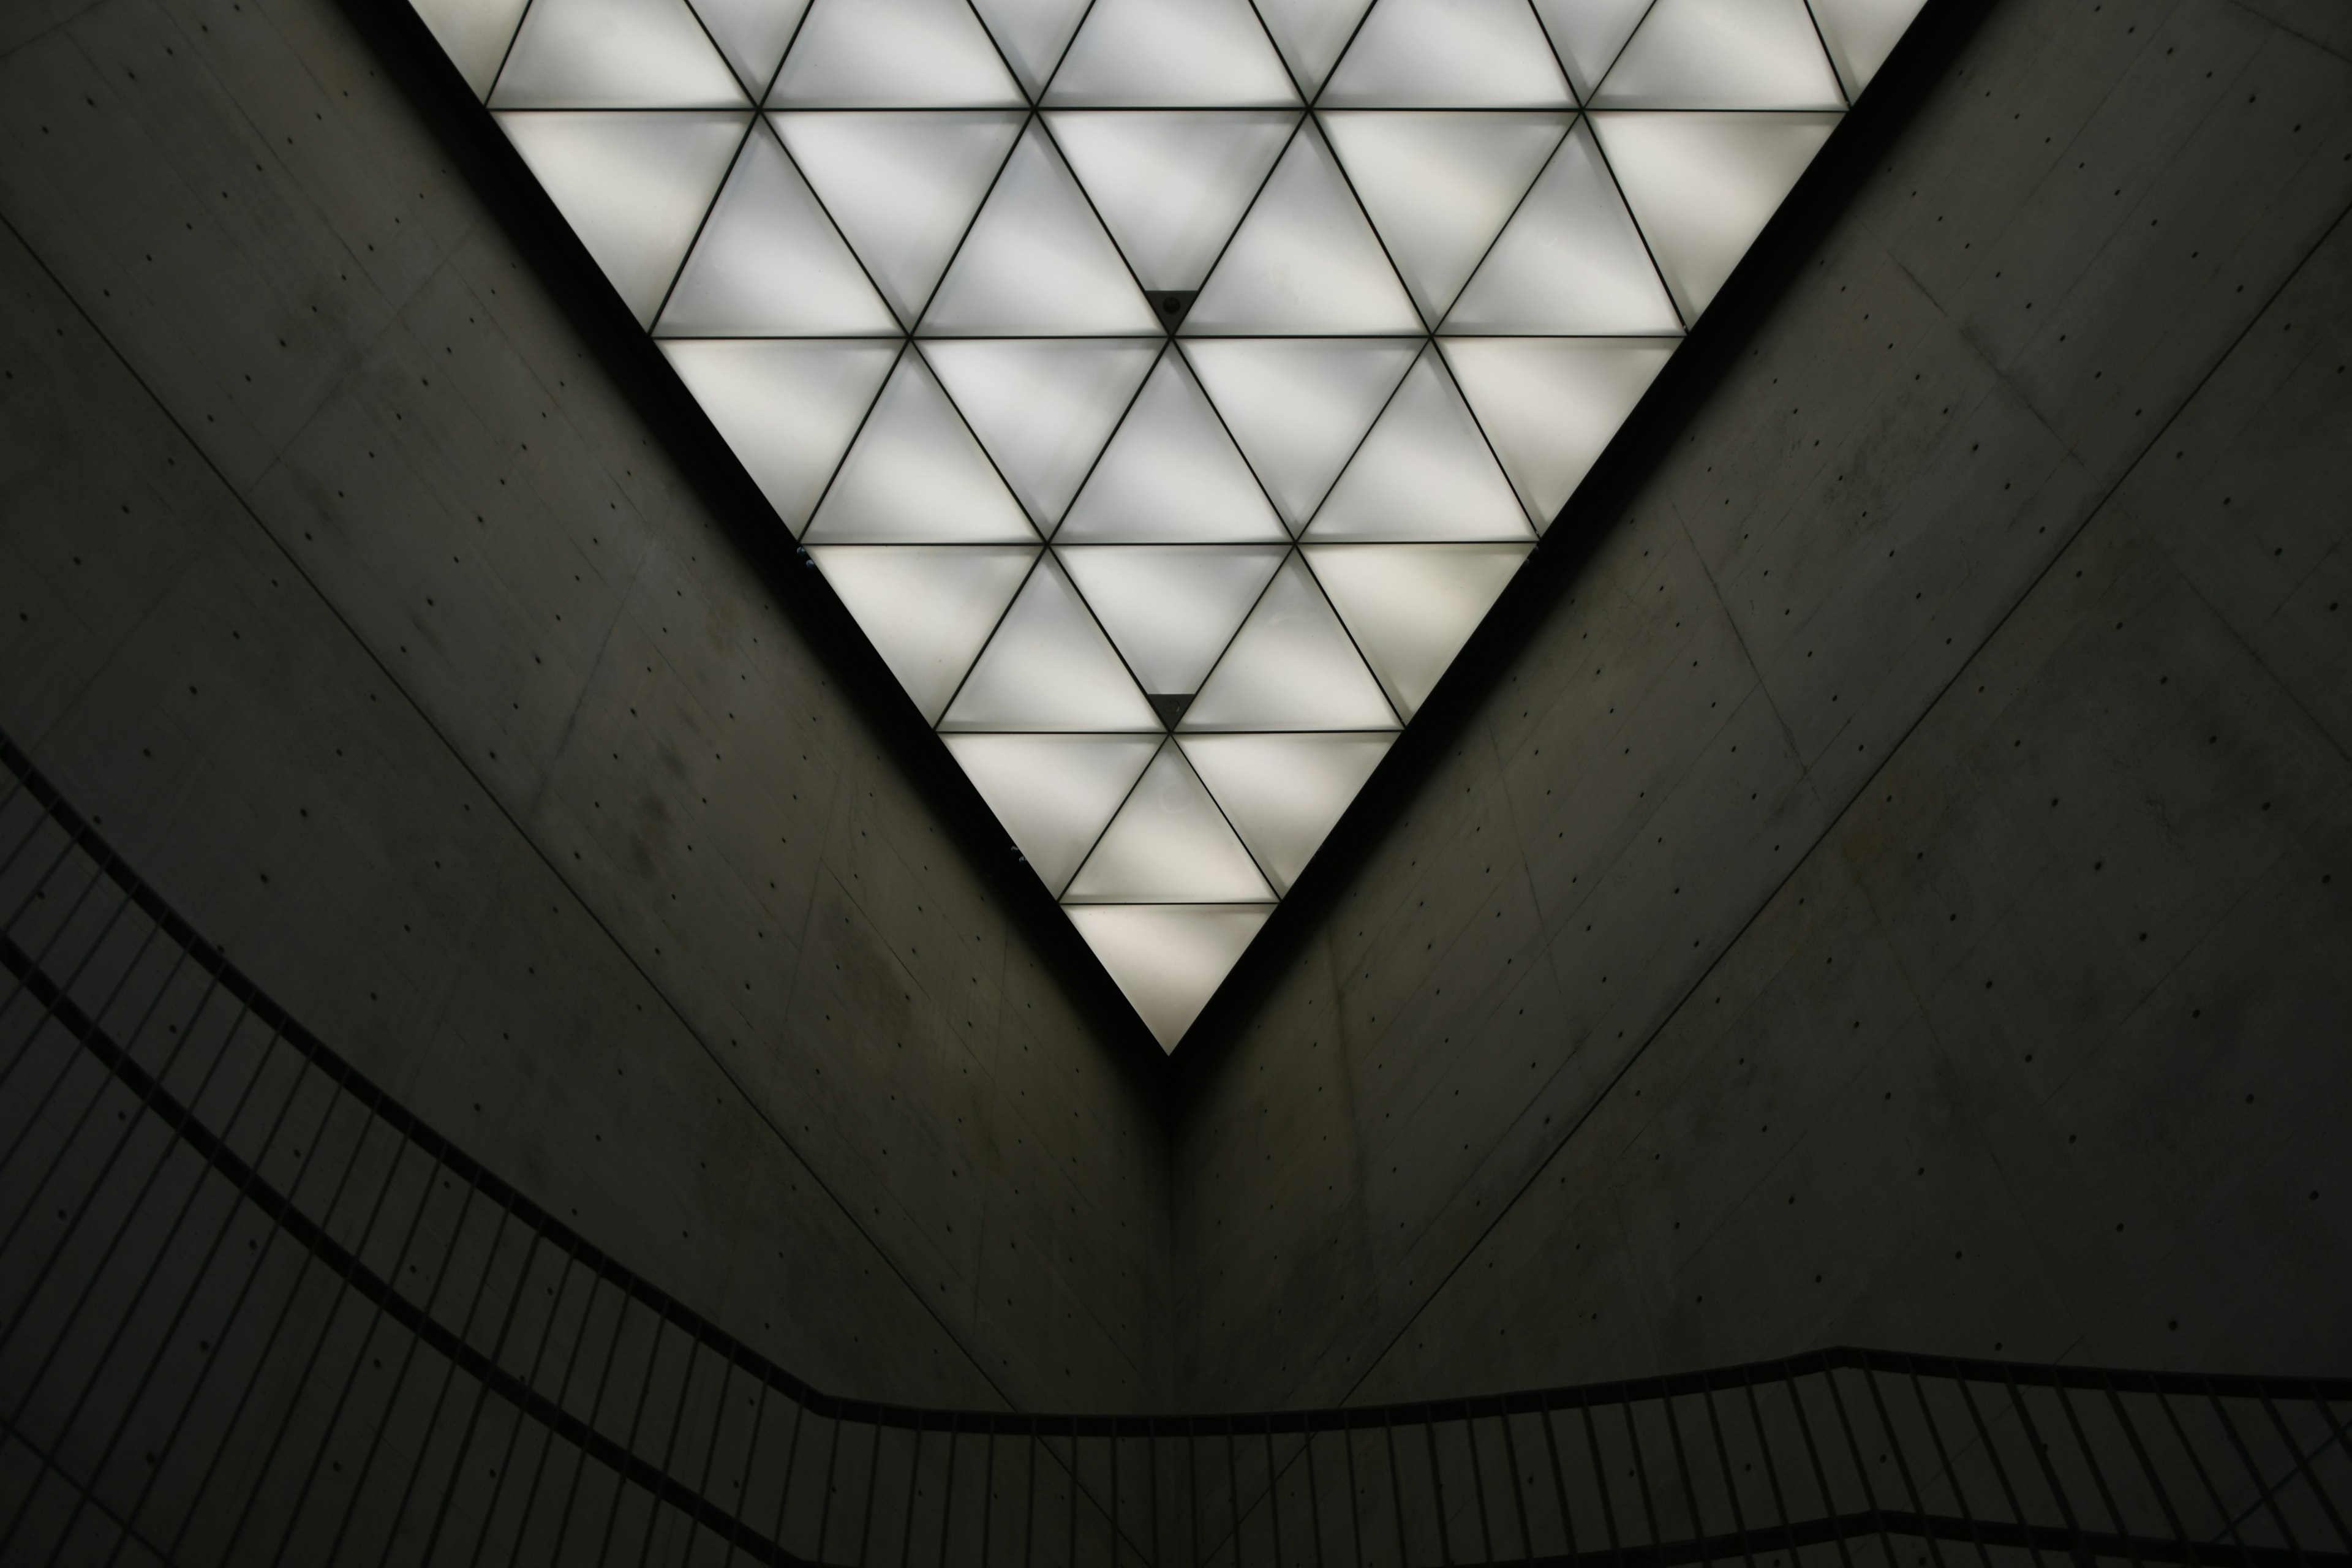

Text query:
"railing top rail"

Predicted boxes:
[[6, 733, 2346, 1447]]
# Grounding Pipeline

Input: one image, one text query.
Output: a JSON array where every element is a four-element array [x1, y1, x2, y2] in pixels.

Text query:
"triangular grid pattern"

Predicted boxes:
[[418, 0, 1932, 1048]]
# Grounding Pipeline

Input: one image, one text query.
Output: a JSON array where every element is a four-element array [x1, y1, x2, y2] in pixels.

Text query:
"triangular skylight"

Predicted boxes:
[[411, 0, 1931, 1048]]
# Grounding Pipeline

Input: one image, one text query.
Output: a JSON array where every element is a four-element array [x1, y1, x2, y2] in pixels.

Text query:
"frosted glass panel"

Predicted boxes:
[[1183, 338, 1417, 527], [1305, 541, 1528, 717], [492, 0, 747, 106], [943, 733, 1159, 893], [970, 0, 1093, 96], [1067, 742, 1273, 902], [1183, 555, 1396, 730], [1591, 110, 1836, 318], [496, 111, 747, 325], [1059, 352, 1287, 543], [1185, 123, 1420, 336], [1065, 905, 1270, 1049], [805, 352, 1038, 542], [657, 127, 896, 336], [1594, 0, 1846, 108], [921, 125, 1159, 336], [1306, 347, 1530, 540], [1440, 337, 1675, 526], [415, 0, 1924, 1047], [413, 0, 534, 97], [809, 545, 1036, 720], [1321, 111, 1567, 325], [1046, 0, 1300, 106], [1320, 0, 1574, 107], [924, 339, 1159, 527], [768, 0, 1023, 105], [774, 110, 1023, 326], [941, 557, 1161, 731], [1182, 731, 1393, 892], [1058, 545, 1286, 694], [1807, 0, 1929, 97], [1253, 0, 1376, 97], [1048, 111, 1298, 292], [1444, 119, 1683, 334], [1531, 0, 1654, 99], [658, 338, 897, 532], [687, 0, 808, 93]]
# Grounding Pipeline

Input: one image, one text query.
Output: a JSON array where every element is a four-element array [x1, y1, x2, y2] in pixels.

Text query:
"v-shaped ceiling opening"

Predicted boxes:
[[432, 0, 1929, 1048]]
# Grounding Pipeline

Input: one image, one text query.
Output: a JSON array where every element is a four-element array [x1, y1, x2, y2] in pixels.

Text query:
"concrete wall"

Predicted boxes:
[[1172, 0, 2352, 1408], [5, 0, 2348, 1438], [0, 0, 1170, 1411]]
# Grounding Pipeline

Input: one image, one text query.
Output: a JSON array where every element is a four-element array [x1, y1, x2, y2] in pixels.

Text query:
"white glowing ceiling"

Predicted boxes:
[[407, 0, 1928, 1049]]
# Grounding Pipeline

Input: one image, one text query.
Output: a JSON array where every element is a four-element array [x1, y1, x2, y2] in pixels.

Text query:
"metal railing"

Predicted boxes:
[[1, 731, 2345, 1567]]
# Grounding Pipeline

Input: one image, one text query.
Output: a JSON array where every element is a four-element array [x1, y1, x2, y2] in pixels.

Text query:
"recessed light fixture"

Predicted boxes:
[[409, 0, 1926, 1048]]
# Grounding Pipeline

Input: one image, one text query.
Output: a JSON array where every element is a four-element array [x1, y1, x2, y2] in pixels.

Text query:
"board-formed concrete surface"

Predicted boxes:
[[0, 0, 1172, 1412], [3, 0, 2348, 1432], [1172, 0, 2352, 1408]]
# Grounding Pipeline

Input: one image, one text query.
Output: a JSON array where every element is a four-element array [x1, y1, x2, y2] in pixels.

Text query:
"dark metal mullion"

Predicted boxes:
[[1229, 1424, 1246, 1566], [1164, 337, 1310, 537], [1515, 0, 1589, 106], [1584, 0, 1673, 105], [925, 549, 1049, 741], [1342, 1413, 1364, 1568], [1166, 114, 1311, 337], [1291, 550, 1406, 727], [690, 1332, 748, 1562], [1790, 0, 1857, 107], [644, 116, 778, 336], [1620, 1395, 1665, 1558], [1426, 110, 1576, 329], [980, 1425, 998, 1568], [1425, 336, 1547, 538], [1578, 112, 1694, 332], [910, 109, 1038, 331], [813, 1395, 847, 1566], [790, 338, 914, 543], [1028, 0, 1108, 104], [1041, 339, 1172, 543]]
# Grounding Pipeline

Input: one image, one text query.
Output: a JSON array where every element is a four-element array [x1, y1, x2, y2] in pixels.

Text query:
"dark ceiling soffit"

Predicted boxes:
[[339, 0, 1170, 1082], [1170, 0, 2004, 1097]]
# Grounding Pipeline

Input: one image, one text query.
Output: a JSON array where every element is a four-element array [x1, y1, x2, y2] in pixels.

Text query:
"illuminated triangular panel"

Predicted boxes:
[[417, 0, 1926, 1047]]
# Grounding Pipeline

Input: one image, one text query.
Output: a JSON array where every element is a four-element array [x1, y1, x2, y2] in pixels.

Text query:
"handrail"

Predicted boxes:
[[2, 730, 2346, 1566]]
